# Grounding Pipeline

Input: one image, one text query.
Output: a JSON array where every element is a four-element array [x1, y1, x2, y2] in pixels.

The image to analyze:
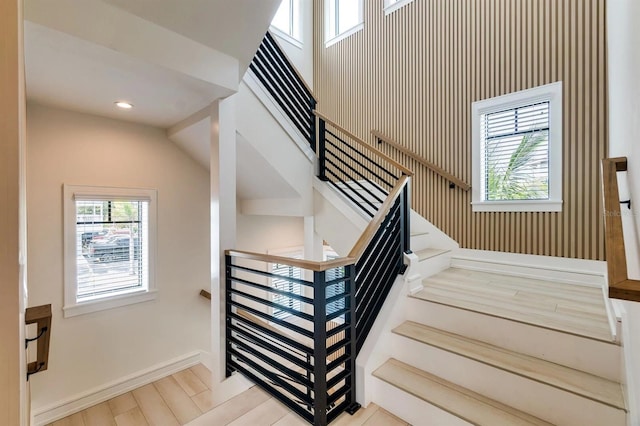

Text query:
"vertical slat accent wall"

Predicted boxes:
[[314, 0, 608, 260]]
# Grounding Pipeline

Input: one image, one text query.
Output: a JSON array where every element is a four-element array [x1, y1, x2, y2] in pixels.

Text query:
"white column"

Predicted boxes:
[[608, 0, 640, 280], [608, 3, 640, 424], [210, 95, 237, 382]]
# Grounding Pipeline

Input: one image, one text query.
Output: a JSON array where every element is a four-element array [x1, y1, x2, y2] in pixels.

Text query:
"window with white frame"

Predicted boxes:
[[383, 0, 415, 15], [271, 0, 302, 45], [325, 0, 364, 47], [471, 82, 563, 212], [63, 185, 157, 317]]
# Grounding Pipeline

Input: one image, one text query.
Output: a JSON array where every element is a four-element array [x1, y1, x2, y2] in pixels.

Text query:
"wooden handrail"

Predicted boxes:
[[25, 304, 52, 378], [349, 175, 410, 259], [225, 249, 356, 272], [226, 176, 410, 272], [371, 130, 470, 191], [313, 111, 414, 177], [601, 157, 640, 301]]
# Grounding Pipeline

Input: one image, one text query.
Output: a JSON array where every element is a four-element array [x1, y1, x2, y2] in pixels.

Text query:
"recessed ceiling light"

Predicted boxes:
[[115, 101, 133, 109]]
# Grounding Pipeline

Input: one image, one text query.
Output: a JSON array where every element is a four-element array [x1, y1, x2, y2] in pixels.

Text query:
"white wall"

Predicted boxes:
[[26, 104, 211, 411], [237, 214, 304, 253], [607, 2, 640, 424], [271, 0, 314, 88], [236, 81, 313, 216]]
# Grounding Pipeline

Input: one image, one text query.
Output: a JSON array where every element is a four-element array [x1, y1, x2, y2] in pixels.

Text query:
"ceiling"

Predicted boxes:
[[23, 0, 293, 202], [24, 21, 233, 128], [23, 0, 280, 128], [102, 0, 280, 76]]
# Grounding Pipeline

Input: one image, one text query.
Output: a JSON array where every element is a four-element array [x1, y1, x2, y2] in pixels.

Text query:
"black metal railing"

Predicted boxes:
[[225, 253, 359, 425], [232, 33, 414, 425], [315, 112, 413, 219], [249, 32, 316, 151], [225, 175, 411, 425], [354, 182, 410, 352]]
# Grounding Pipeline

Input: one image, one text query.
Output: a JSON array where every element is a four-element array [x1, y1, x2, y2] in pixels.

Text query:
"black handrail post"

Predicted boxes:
[[225, 254, 234, 378], [310, 99, 317, 153], [313, 270, 328, 426], [399, 178, 411, 257], [345, 263, 361, 415], [318, 118, 329, 181]]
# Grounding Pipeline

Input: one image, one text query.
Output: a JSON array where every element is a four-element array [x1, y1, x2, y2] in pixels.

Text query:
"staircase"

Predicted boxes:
[[219, 31, 628, 426], [369, 265, 625, 426]]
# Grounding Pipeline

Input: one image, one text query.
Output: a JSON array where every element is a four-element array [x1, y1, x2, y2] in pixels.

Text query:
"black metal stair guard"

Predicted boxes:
[[225, 31, 412, 426]]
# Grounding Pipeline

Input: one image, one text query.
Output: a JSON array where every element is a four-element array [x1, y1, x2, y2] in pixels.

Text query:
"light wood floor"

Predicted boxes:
[[416, 268, 613, 342], [49, 364, 407, 426]]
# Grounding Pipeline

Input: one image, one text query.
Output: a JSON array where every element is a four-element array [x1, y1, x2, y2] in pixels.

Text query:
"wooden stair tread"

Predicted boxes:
[[418, 284, 610, 330], [373, 359, 554, 426], [393, 321, 626, 411], [414, 248, 450, 261], [427, 268, 607, 305], [413, 287, 613, 342], [415, 268, 613, 342]]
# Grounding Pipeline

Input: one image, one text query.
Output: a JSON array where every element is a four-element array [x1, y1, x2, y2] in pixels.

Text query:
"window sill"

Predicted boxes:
[[325, 23, 364, 48], [472, 200, 563, 213], [63, 289, 157, 318], [270, 27, 303, 49], [384, 0, 415, 16]]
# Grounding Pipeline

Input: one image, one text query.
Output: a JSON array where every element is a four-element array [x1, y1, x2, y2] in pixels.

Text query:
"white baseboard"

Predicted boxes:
[[451, 248, 607, 287], [32, 351, 202, 426]]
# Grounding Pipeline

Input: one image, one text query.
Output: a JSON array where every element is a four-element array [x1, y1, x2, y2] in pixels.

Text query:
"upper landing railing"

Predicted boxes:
[[249, 31, 316, 152]]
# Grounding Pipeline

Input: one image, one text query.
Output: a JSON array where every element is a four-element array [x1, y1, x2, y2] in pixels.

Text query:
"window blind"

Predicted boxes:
[[272, 257, 302, 319], [75, 199, 149, 300], [481, 101, 550, 201], [325, 257, 346, 317]]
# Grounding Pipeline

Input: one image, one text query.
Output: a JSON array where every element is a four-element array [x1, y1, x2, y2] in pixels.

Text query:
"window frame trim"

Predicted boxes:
[[471, 82, 563, 213], [383, 0, 415, 16], [63, 184, 158, 318], [270, 0, 303, 48], [324, 0, 364, 48]]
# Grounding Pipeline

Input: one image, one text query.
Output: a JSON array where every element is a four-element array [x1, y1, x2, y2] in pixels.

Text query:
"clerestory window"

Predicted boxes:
[[325, 0, 364, 47], [271, 0, 302, 46]]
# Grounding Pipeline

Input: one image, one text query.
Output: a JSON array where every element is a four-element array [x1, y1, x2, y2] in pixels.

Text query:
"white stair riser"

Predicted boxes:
[[410, 233, 431, 253], [371, 377, 472, 426], [405, 298, 621, 381], [390, 335, 626, 426], [414, 255, 452, 281]]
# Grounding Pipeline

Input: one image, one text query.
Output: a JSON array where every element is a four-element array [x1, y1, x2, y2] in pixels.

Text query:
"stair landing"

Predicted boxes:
[[413, 268, 614, 342]]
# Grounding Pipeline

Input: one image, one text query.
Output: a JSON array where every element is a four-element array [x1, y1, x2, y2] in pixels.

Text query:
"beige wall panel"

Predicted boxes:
[[314, 0, 607, 260]]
